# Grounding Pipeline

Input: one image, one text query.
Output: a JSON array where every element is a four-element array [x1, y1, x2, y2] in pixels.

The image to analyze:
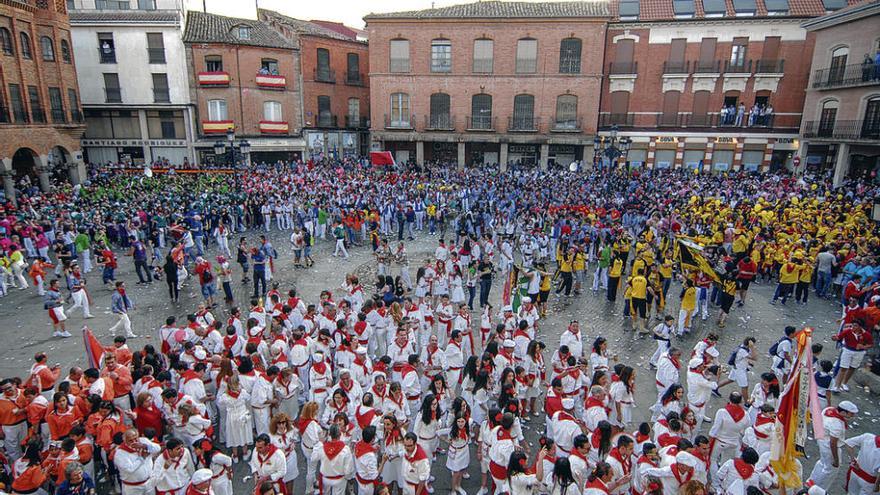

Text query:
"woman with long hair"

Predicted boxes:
[[471, 370, 491, 426], [476, 407, 502, 495], [589, 420, 614, 464], [655, 384, 685, 420], [296, 402, 323, 493], [449, 264, 465, 305], [524, 340, 546, 417], [131, 392, 164, 439], [268, 413, 299, 494], [546, 457, 580, 495], [178, 402, 212, 448], [381, 414, 404, 491], [590, 337, 614, 376], [460, 355, 479, 407], [10, 440, 48, 495], [609, 365, 636, 427], [216, 376, 253, 462], [46, 392, 80, 441], [585, 461, 631, 494], [441, 413, 471, 495], [506, 450, 539, 495], [414, 394, 442, 468], [192, 439, 233, 495], [747, 372, 780, 424]]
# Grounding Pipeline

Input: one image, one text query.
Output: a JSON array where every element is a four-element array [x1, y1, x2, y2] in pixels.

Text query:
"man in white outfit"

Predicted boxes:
[[114, 429, 162, 495], [708, 392, 750, 479], [250, 433, 287, 494], [809, 400, 858, 489], [844, 431, 880, 495], [311, 424, 355, 495]]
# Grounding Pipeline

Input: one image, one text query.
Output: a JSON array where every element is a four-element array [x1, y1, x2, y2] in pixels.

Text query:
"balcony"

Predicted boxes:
[[656, 113, 686, 127], [812, 64, 880, 90], [316, 115, 338, 127], [345, 72, 365, 86], [202, 120, 234, 134], [508, 116, 540, 132], [662, 60, 690, 74], [466, 115, 495, 131], [384, 114, 414, 130], [755, 59, 784, 74], [345, 115, 369, 128], [255, 73, 286, 89], [198, 71, 230, 87], [608, 61, 637, 75], [314, 69, 336, 84], [694, 60, 722, 74], [551, 117, 582, 132], [425, 114, 455, 131], [259, 121, 288, 134], [98, 47, 116, 64], [724, 59, 752, 74], [803, 120, 880, 141], [599, 113, 634, 128]]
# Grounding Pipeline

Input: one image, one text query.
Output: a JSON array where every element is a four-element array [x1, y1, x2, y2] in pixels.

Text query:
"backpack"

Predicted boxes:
[[768, 336, 790, 359], [727, 348, 739, 366]]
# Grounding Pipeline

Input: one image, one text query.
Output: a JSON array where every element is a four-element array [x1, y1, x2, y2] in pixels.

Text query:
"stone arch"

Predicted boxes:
[[12, 147, 40, 181], [49, 145, 73, 183]]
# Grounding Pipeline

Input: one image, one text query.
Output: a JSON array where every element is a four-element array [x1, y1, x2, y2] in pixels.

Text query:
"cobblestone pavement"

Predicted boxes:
[[0, 227, 873, 493]]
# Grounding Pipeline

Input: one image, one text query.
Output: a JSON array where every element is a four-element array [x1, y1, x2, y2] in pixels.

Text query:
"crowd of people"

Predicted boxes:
[[0, 161, 877, 495]]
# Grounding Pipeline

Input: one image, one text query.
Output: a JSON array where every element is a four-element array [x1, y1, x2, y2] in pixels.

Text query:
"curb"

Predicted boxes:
[[852, 368, 880, 396]]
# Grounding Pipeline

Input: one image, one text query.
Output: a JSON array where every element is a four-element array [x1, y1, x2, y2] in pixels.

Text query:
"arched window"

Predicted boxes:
[[390, 39, 410, 73], [472, 39, 493, 73], [0, 28, 13, 56], [818, 100, 838, 136], [429, 93, 451, 128], [60, 39, 71, 63], [516, 38, 537, 73], [555, 95, 578, 129], [20, 32, 32, 59], [829, 46, 848, 84], [512, 94, 535, 130], [470, 94, 492, 129], [559, 38, 582, 73], [863, 97, 880, 139], [40, 36, 54, 61]]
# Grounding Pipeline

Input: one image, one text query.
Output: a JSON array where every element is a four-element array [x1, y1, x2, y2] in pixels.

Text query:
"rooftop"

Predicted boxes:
[[608, 0, 863, 21], [257, 9, 358, 42], [182, 10, 294, 49], [69, 10, 179, 24], [364, 1, 611, 20]]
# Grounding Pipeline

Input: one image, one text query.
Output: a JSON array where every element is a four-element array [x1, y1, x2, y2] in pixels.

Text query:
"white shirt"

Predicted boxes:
[[249, 446, 287, 482], [114, 438, 161, 484], [709, 405, 749, 447], [311, 441, 354, 479], [152, 450, 195, 491], [844, 433, 880, 484]]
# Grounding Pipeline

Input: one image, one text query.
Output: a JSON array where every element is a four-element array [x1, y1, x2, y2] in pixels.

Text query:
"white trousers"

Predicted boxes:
[[109, 312, 133, 336], [809, 442, 838, 489]]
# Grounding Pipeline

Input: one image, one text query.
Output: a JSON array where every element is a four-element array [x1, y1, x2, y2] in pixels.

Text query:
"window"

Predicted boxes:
[[611, 39, 636, 73], [261, 58, 279, 75], [512, 94, 535, 129], [764, 0, 788, 13], [609, 91, 630, 123], [390, 92, 410, 127], [147, 110, 183, 139], [28, 86, 45, 123], [317, 96, 332, 126], [9, 84, 27, 123], [818, 100, 837, 136], [207, 99, 227, 121], [137, 0, 156, 9], [472, 39, 493, 73], [730, 38, 748, 68], [431, 39, 452, 73], [263, 101, 282, 122], [68, 88, 81, 122], [40, 36, 54, 61], [660, 91, 681, 126], [702, 0, 726, 16], [347, 98, 360, 126], [822, 0, 846, 10], [429, 93, 451, 128], [559, 38, 582, 74], [205, 55, 223, 72], [316, 48, 331, 81], [146, 33, 165, 64], [60, 39, 70, 62], [152, 73, 169, 103], [863, 98, 880, 139], [390, 39, 410, 73], [20, 32, 32, 59], [619, 0, 640, 19], [666, 38, 687, 72], [696, 37, 717, 72], [98, 33, 115, 63], [732, 0, 757, 15], [470, 93, 492, 129], [96, 0, 130, 8], [829, 47, 848, 84], [237, 26, 250, 40], [672, 0, 695, 17], [0, 28, 12, 56], [691, 91, 711, 125], [66, 0, 74, 10], [555, 95, 578, 128], [103, 73, 121, 103], [48, 87, 65, 123], [516, 38, 537, 74], [346, 53, 360, 83]]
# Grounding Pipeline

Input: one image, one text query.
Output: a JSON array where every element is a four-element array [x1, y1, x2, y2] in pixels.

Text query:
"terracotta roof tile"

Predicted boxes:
[[364, 1, 610, 20], [182, 11, 293, 49]]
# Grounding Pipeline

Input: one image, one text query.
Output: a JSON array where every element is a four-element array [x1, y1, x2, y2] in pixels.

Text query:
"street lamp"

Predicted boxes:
[[212, 128, 250, 168], [593, 124, 632, 171]]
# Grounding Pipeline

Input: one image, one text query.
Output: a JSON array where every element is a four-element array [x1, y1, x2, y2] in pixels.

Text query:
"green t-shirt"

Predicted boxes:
[[74, 233, 91, 252], [318, 210, 328, 225]]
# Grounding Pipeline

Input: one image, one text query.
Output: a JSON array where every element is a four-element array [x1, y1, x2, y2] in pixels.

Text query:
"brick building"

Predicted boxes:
[[259, 9, 371, 159], [183, 11, 304, 164], [798, 2, 879, 185], [364, 1, 609, 168], [0, 0, 86, 199], [598, 0, 855, 173]]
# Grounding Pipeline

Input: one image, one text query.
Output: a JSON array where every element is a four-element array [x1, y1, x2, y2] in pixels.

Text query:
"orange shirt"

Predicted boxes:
[[0, 392, 28, 426], [101, 365, 132, 398], [84, 412, 103, 438], [46, 407, 81, 440], [56, 454, 78, 484], [30, 364, 60, 392], [76, 438, 94, 465], [96, 416, 123, 450], [24, 396, 48, 427], [11, 465, 47, 492]]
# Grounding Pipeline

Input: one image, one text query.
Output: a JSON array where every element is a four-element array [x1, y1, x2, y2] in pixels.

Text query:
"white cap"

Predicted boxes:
[[522, 297, 531, 303], [838, 400, 859, 414], [193, 347, 207, 361], [675, 451, 699, 468], [502, 305, 513, 312], [503, 339, 516, 348], [688, 357, 704, 369], [339, 368, 350, 376], [191, 468, 213, 485], [561, 398, 574, 409]]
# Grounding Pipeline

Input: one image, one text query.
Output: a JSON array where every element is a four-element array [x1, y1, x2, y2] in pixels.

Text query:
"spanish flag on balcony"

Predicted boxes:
[[676, 237, 720, 283], [770, 327, 825, 488]]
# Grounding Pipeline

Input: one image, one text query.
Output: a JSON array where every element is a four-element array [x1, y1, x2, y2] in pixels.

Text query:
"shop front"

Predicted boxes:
[[81, 138, 190, 166], [466, 142, 500, 167], [425, 141, 457, 163], [741, 144, 766, 172], [508, 144, 540, 167], [548, 144, 581, 170], [683, 146, 705, 171], [627, 146, 648, 169], [305, 130, 360, 161], [384, 141, 417, 164], [196, 136, 304, 166]]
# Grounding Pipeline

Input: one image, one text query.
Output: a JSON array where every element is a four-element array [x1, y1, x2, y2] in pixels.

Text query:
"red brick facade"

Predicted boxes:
[[0, 0, 86, 192], [300, 35, 369, 131]]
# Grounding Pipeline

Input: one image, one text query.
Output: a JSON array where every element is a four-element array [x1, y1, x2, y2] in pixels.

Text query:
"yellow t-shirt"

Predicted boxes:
[[779, 263, 799, 284], [799, 263, 813, 283], [633, 258, 646, 277], [659, 259, 673, 278], [681, 286, 696, 311], [573, 252, 587, 271], [732, 235, 748, 254], [610, 259, 624, 278], [559, 256, 573, 273], [630, 276, 648, 299], [540, 275, 552, 291]]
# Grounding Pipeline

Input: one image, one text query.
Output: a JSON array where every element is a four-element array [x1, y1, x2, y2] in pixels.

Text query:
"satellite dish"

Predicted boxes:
[[144, 167, 153, 178], [568, 162, 578, 172]]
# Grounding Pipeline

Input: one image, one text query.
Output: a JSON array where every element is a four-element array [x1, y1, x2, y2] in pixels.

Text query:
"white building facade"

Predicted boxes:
[[69, 0, 196, 165]]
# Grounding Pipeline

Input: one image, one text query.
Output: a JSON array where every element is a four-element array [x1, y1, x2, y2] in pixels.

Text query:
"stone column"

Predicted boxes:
[[500, 142, 509, 171], [795, 140, 808, 176], [138, 110, 153, 165], [457, 142, 465, 168], [415, 140, 424, 166], [0, 158, 15, 206], [37, 155, 51, 192], [539, 143, 550, 170], [67, 161, 81, 185], [832, 143, 850, 188]]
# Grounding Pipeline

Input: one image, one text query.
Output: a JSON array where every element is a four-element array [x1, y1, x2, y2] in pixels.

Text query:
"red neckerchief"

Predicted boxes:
[[584, 478, 610, 494], [496, 427, 512, 442], [725, 403, 746, 423], [637, 455, 658, 467], [354, 440, 375, 459], [401, 363, 417, 377], [555, 410, 576, 423], [331, 397, 349, 413], [118, 441, 142, 454], [312, 361, 328, 375], [355, 406, 376, 429], [354, 321, 368, 336], [371, 384, 387, 399], [180, 370, 200, 385], [162, 449, 184, 470], [590, 431, 602, 449], [257, 445, 279, 466], [223, 335, 238, 351], [734, 458, 755, 479], [226, 388, 240, 399], [824, 407, 849, 429], [571, 448, 589, 464], [297, 418, 316, 436], [672, 464, 694, 485], [385, 428, 401, 446], [668, 355, 681, 369], [405, 445, 428, 463], [657, 433, 681, 448], [323, 440, 346, 460], [585, 396, 609, 414], [755, 414, 774, 427], [636, 432, 650, 444]]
